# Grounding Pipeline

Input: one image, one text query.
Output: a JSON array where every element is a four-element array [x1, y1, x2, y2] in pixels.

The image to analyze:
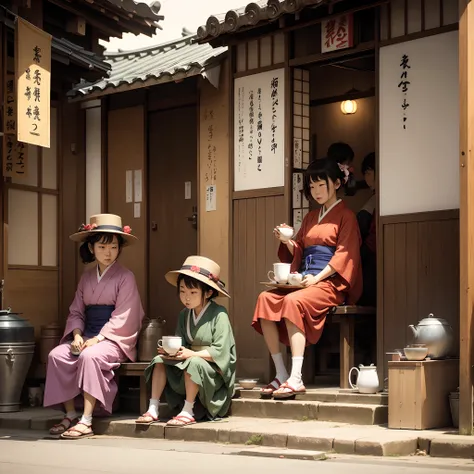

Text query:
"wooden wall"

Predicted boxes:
[[60, 100, 85, 319], [233, 195, 286, 379], [380, 210, 460, 376], [231, 34, 290, 379], [380, 0, 458, 42], [107, 106, 147, 309], [198, 60, 231, 311]]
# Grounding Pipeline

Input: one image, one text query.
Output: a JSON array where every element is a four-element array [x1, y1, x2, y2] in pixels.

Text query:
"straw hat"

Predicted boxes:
[[165, 256, 230, 298], [69, 214, 137, 246]]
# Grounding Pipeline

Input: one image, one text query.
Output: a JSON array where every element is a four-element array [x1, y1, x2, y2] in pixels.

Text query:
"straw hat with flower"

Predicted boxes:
[[69, 214, 137, 246], [165, 256, 230, 298]]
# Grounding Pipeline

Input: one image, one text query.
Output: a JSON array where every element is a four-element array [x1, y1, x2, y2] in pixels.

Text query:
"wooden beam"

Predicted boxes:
[[66, 16, 86, 36], [47, 0, 124, 39], [458, 0, 474, 436]]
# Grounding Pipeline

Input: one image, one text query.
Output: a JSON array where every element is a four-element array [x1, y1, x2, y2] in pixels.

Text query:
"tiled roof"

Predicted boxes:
[[70, 33, 227, 97], [52, 38, 110, 78], [104, 0, 163, 22], [197, 0, 329, 43]]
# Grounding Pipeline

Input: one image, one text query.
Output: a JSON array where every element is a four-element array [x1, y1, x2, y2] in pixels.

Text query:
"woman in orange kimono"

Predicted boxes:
[[252, 158, 362, 399]]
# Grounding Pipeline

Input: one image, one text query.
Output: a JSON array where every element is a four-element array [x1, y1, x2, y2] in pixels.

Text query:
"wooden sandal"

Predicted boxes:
[[60, 422, 94, 440], [166, 415, 196, 427], [49, 417, 78, 435], [273, 382, 306, 399], [260, 377, 282, 396], [135, 412, 159, 425]]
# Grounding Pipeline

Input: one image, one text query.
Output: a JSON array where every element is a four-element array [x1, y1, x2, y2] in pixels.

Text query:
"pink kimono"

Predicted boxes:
[[43, 262, 144, 414]]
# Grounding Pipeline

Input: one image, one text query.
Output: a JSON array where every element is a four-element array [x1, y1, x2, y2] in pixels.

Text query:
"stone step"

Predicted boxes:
[[4, 409, 474, 460], [229, 399, 388, 425], [236, 388, 388, 406]]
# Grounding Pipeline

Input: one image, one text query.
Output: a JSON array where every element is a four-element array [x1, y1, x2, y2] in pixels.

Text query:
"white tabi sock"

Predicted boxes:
[[80, 413, 93, 426], [178, 399, 195, 419], [147, 398, 160, 419], [271, 352, 289, 383], [287, 356, 304, 387]]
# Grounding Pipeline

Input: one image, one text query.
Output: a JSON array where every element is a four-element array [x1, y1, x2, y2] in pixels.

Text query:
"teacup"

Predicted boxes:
[[268, 263, 291, 284], [288, 273, 303, 285], [277, 226, 294, 240], [158, 336, 182, 356]]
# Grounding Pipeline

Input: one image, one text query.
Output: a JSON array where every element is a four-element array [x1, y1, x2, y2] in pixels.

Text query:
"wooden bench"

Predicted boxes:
[[116, 362, 149, 414], [328, 305, 376, 389]]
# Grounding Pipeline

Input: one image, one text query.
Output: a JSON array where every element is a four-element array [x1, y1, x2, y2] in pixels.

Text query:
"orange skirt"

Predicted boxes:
[[252, 279, 345, 346]]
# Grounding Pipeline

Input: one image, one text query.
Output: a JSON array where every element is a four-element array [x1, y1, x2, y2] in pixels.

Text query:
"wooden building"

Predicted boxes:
[[192, 0, 471, 435], [48, 0, 473, 435], [0, 0, 162, 360], [68, 32, 229, 344]]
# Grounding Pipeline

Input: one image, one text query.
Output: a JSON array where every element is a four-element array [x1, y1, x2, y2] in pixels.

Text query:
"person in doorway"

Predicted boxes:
[[136, 256, 236, 427], [327, 142, 354, 167], [44, 214, 145, 439], [357, 152, 376, 306], [252, 158, 362, 398], [327, 142, 357, 195]]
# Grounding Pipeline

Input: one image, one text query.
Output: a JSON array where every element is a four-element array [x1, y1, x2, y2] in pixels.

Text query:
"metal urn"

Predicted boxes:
[[138, 318, 165, 362], [0, 281, 35, 412]]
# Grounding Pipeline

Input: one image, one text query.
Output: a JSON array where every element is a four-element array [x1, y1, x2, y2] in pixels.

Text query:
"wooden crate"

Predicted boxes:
[[388, 359, 459, 430]]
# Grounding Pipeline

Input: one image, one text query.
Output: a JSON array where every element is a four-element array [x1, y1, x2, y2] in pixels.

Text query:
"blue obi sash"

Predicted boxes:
[[84, 305, 115, 338], [300, 245, 336, 276]]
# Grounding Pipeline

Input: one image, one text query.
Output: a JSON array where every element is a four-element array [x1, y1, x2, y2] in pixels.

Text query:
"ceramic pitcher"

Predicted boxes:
[[348, 364, 379, 394]]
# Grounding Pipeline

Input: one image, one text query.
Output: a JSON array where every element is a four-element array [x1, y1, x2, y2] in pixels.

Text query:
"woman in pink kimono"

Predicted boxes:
[[43, 214, 144, 439]]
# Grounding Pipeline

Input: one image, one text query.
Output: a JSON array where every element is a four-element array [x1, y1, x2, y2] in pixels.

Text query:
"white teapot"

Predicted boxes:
[[348, 364, 379, 394]]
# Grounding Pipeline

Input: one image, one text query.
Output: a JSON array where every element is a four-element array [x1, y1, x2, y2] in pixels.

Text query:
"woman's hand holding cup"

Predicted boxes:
[[274, 224, 294, 243], [70, 334, 84, 355]]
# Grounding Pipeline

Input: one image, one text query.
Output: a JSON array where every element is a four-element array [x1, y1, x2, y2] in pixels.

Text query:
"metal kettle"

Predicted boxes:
[[138, 318, 165, 362], [408, 313, 454, 359]]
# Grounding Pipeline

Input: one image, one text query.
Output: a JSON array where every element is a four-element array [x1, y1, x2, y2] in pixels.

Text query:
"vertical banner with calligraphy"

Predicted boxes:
[[321, 14, 354, 53], [3, 135, 28, 178], [16, 17, 51, 148], [233, 68, 285, 191], [4, 74, 17, 134]]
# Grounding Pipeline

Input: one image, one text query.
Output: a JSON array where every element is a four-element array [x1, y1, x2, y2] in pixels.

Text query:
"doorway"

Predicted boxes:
[[295, 53, 377, 383], [148, 105, 198, 334]]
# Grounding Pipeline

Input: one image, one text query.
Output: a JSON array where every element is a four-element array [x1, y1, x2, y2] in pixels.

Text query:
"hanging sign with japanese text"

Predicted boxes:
[[321, 14, 354, 53], [234, 68, 285, 191], [3, 134, 28, 178], [16, 17, 51, 148], [4, 74, 17, 135]]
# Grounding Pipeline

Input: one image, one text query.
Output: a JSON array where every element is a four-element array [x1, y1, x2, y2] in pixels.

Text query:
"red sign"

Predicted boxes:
[[321, 14, 354, 53]]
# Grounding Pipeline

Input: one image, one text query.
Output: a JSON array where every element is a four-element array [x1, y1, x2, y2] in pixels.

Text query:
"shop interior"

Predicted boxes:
[[302, 52, 377, 384]]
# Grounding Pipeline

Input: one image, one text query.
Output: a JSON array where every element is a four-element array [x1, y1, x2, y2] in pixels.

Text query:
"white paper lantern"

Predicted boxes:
[[341, 99, 357, 115]]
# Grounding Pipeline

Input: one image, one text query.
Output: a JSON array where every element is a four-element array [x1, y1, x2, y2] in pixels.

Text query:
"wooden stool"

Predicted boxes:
[[116, 362, 149, 414]]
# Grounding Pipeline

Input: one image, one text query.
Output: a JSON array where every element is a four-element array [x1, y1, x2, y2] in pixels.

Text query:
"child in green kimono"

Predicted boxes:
[[136, 256, 236, 427]]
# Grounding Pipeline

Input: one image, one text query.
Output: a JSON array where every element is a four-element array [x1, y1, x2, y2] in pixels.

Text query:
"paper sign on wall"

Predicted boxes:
[[234, 68, 285, 191], [206, 184, 217, 212], [134, 169, 142, 202], [16, 18, 52, 148], [125, 170, 133, 203], [321, 14, 353, 53]]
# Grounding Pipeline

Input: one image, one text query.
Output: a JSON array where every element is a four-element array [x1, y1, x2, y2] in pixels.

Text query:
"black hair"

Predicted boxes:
[[361, 152, 376, 175], [79, 232, 125, 264], [177, 274, 219, 301], [303, 158, 345, 201], [327, 142, 354, 165]]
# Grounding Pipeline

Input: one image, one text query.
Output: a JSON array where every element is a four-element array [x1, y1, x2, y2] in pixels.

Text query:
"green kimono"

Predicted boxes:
[[144, 301, 236, 419]]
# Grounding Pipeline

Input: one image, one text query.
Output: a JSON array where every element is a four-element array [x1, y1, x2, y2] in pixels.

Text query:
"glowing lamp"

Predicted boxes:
[[340, 99, 357, 115]]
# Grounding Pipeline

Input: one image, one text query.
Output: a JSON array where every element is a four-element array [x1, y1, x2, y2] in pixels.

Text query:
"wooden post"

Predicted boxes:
[[459, 0, 474, 436]]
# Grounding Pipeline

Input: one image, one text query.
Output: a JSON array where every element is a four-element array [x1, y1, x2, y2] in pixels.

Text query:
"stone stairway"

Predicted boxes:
[[230, 386, 388, 425]]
